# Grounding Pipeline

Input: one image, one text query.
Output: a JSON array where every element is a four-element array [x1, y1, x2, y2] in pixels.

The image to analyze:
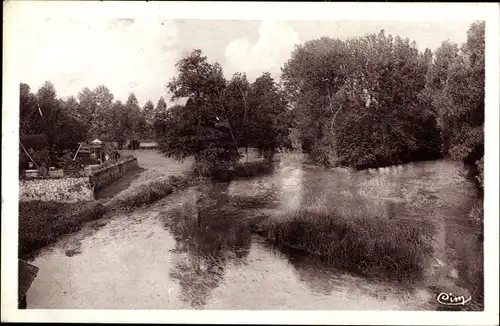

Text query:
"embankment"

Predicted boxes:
[[251, 208, 435, 283], [104, 174, 197, 211], [18, 200, 105, 259], [90, 157, 139, 190]]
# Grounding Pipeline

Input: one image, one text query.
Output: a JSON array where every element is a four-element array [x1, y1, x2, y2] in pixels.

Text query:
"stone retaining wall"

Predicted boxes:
[[19, 177, 94, 202], [89, 157, 138, 190]]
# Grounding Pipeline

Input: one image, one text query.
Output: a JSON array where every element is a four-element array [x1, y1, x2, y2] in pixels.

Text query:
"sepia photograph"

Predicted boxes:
[[2, 2, 499, 325]]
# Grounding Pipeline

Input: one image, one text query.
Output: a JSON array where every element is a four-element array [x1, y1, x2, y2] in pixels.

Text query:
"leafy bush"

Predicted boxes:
[[105, 175, 192, 210], [253, 208, 435, 282], [475, 157, 484, 188], [19, 200, 105, 259]]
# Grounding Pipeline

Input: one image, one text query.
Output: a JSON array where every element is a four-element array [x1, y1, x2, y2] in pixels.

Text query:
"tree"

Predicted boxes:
[[142, 100, 155, 125], [431, 21, 484, 185], [160, 49, 240, 176], [281, 32, 442, 169], [55, 96, 88, 150], [36, 81, 64, 150], [90, 85, 115, 140], [76, 87, 97, 131], [153, 97, 168, 137], [223, 73, 252, 152], [19, 83, 43, 135], [156, 97, 167, 113], [106, 100, 127, 148], [248, 73, 292, 160], [281, 37, 350, 166], [124, 93, 142, 140], [140, 100, 156, 139], [420, 41, 460, 155]]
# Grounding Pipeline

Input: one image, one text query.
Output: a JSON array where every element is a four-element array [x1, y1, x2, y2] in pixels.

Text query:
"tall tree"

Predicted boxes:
[[90, 85, 115, 140], [282, 31, 441, 169], [281, 37, 349, 165], [142, 100, 155, 125], [161, 49, 239, 175], [156, 97, 167, 113], [55, 96, 88, 150], [223, 73, 252, 151], [249, 72, 292, 159], [153, 97, 168, 138], [432, 21, 484, 185], [420, 41, 460, 155], [76, 87, 97, 131], [36, 81, 64, 150], [19, 83, 42, 135], [110, 100, 128, 148], [140, 100, 156, 139], [124, 93, 142, 140]]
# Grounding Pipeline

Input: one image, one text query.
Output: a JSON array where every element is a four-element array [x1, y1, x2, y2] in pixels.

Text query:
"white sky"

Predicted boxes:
[[8, 2, 475, 106]]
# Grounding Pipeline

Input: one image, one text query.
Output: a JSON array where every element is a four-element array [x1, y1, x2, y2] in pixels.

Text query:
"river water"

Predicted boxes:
[[26, 154, 483, 310]]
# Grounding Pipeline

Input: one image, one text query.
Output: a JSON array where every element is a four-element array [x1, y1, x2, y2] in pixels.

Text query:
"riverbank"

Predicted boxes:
[[19, 150, 195, 260], [252, 208, 435, 283], [23, 156, 483, 310], [18, 200, 105, 260], [18, 150, 276, 259]]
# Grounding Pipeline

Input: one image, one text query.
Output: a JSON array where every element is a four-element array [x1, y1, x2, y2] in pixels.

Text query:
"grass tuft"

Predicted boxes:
[[105, 174, 193, 210], [253, 208, 435, 283], [19, 200, 105, 259]]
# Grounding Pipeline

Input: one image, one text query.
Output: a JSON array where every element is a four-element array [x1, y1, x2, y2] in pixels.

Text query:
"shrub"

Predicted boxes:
[[18, 200, 105, 259], [253, 208, 434, 282], [475, 157, 484, 188], [232, 161, 274, 179], [105, 174, 192, 210], [309, 137, 338, 168]]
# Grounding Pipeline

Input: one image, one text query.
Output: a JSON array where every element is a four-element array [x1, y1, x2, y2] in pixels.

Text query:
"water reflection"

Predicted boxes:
[[278, 166, 304, 211], [275, 243, 425, 305], [26, 156, 482, 310], [159, 185, 253, 308]]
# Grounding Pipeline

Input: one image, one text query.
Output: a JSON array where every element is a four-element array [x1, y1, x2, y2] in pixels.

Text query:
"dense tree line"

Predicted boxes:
[[20, 82, 168, 151], [281, 21, 484, 185], [20, 21, 484, 186]]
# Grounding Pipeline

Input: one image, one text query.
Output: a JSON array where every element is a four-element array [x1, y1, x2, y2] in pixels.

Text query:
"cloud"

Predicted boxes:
[[224, 21, 300, 81], [14, 13, 180, 105]]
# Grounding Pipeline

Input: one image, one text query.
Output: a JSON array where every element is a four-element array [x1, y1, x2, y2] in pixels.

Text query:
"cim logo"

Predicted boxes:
[[437, 292, 472, 306]]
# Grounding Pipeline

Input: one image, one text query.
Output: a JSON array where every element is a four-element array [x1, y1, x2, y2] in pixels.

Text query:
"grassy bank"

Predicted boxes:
[[104, 174, 195, 210], [19, 200, 105, 259], [252, 208, 435, 283]]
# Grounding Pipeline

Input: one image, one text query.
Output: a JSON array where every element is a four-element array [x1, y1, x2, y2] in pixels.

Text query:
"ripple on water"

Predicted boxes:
[[26, 159, 481, 310]]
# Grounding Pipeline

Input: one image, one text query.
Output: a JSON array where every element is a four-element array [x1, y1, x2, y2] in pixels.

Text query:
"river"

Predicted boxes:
[[26, 154, 483, 310]]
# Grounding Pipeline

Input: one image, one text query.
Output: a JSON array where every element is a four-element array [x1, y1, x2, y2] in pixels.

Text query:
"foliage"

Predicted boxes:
[[105, 175, 192, 210], [156, 50, 294, 177], [421, 21, 484, 187], [254, 207, 434, 282], [19, 22, 484, 187], [281, 23, 483, 175], [248, 73, 293, 157], [159, 50, 241, 176], [437, 22, 484, 166], [18, 200, 105, 259], [20, 83, 43, 135], [223, 72, 252, 149], [140, 100, 156, 139]]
